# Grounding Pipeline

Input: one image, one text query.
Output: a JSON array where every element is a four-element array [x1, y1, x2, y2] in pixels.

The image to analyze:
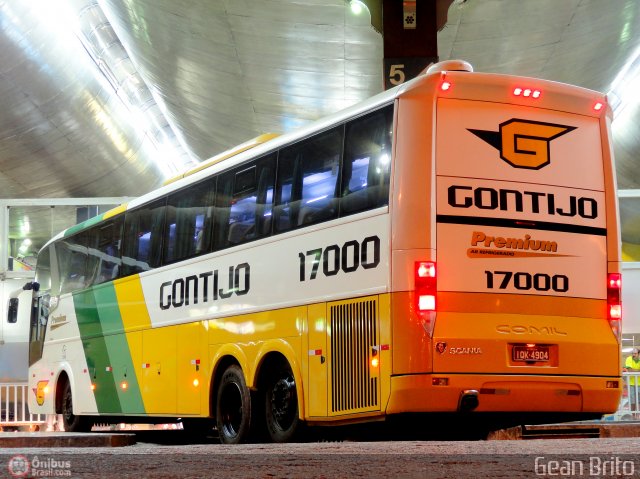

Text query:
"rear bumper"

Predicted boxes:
[[386, 373, 621, 414]]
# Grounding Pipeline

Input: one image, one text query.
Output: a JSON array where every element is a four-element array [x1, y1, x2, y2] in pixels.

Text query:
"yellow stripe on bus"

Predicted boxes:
[[113, 276, 153, 330], [103, 203, 128, 220], [113, 275, 153, 412]]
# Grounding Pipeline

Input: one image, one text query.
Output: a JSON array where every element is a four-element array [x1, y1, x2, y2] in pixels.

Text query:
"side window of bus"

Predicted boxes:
[[121, 199, 166, 276], [274, 127, 343, 232], [214, 155, 276, 249], [87, 217, 123, 285], [164, 178, 216, 264], [56, 232, 89, 294], [340, 105, 393, 216], [34, 245, 52, 294]]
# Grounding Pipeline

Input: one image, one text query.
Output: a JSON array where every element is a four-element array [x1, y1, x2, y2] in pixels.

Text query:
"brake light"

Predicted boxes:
[[440, 73, 452, 92], [415, 261, 436, 311], [607, 272, 622, 341], [513, 86, 541, 98], [607, 273, 622, 320]]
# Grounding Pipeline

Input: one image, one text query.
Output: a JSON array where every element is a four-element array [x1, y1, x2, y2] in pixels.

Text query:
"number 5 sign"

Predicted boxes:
[[383, 57, 436, 90]]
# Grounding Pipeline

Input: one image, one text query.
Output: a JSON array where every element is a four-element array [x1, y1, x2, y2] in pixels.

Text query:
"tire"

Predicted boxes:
[[265, 361, 301, 443], [60, 380, 90, 432], [215, 365, 252, 444]]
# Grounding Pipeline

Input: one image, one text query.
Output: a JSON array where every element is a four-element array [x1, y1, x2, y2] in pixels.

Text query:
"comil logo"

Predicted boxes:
[[469, 119, 576, 169]]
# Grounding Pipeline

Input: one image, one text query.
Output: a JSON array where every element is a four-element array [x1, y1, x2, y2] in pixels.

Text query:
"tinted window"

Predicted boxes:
[[340, 105, 393, 215], [215, 155, 276, 249], [86, 217, 123, 285], [56, 232, 89, 294], [164, 178, 216, 263], [274, 127, 342, 232], [35, 245, 52, 294], [121, 199, 166, 275]]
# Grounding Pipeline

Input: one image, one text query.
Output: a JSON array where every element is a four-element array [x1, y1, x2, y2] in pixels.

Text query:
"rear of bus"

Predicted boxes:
[[387, 61, 621, 422]]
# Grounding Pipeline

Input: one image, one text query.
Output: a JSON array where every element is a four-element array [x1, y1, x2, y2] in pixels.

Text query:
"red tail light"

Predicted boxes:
[[607, 273, 622, 320], [415, 261, 436, 311], [607, 272, 622, 342]]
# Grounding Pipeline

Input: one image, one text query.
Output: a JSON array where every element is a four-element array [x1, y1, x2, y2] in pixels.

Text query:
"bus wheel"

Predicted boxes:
[[265, 362, 301, 442], [60, 381, 90, 432], [216, 365, 252, 444]]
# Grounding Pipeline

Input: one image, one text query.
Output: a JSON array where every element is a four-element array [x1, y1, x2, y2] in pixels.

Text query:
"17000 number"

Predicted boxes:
[[484, 270, 569, 292], [299, 236, 380, 281]]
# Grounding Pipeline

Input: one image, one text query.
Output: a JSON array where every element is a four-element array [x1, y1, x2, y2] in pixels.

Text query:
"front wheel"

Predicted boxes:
[[265, 362, 302, 443], [60, 381, 91, 432], [215, 365, 252, 444]]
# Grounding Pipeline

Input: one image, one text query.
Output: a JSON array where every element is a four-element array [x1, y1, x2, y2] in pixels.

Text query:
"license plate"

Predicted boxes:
[[512, 345, 549, 362]]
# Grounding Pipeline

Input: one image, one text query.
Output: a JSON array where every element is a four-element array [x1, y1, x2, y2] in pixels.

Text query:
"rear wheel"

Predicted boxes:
[[265, 361, 301, 442], [60, 381, 90, 432], [215, 365, 252, 444]]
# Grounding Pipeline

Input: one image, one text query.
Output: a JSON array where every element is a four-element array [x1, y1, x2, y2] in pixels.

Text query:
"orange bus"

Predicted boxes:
[[26, 60, 621, 442]]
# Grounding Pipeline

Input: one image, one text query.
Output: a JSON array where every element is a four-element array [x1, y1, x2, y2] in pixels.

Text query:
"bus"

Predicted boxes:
[[25, 60, 622, 442]]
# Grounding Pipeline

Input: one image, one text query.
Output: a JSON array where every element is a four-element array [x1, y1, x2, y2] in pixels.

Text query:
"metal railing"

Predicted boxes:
[[0, 382, 46, 427], [610, 372, 640, 421]]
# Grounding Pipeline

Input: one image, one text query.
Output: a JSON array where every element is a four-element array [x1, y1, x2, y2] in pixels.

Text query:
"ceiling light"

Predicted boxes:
[[350, 0, 365, 15]]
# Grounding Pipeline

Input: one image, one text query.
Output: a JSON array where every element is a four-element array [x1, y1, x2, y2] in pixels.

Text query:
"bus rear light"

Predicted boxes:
[[415, 261, 436, 312], [419, 295, 436, 311], [432, 377, 449, 386], [513, 87, 541, 98], [607, 273, 622, 341], [609, 304, 622, 320], [607, 273, 621, 317]]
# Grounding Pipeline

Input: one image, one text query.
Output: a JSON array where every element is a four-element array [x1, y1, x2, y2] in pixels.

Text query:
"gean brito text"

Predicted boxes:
[[159, 263, 250, 310]]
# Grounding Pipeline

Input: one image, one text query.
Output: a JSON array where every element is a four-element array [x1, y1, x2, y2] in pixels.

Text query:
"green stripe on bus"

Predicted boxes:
[[73, 289, 122, 414], [92, 284, 145, 413], [64, 213, 106, 237]]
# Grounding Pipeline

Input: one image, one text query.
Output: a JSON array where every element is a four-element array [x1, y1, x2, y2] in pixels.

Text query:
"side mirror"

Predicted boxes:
[[23, 281, 40, 292], [7, 297, 18, 324]]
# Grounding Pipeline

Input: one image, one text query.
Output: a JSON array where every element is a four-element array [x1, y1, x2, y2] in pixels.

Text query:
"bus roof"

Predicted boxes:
[[42, 60, 608, 250]]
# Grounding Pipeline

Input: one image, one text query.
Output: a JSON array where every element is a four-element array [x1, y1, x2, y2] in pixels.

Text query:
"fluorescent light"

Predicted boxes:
[[609, 45, 640, 119], [350, 0, 364, 15]]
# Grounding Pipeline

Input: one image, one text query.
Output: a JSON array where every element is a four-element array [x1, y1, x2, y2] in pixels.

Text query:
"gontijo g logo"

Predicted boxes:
[[468, 119, 576, 170]]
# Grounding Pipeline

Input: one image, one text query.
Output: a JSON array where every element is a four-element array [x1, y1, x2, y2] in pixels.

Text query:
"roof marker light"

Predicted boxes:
[[514, 87, 542, 99], [440, 81, 452, 91], [594, 102, 604, 111]]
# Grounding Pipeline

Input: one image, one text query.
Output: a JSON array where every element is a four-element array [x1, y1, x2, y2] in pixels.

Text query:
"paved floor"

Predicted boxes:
[[2, 436, 640, 478]]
